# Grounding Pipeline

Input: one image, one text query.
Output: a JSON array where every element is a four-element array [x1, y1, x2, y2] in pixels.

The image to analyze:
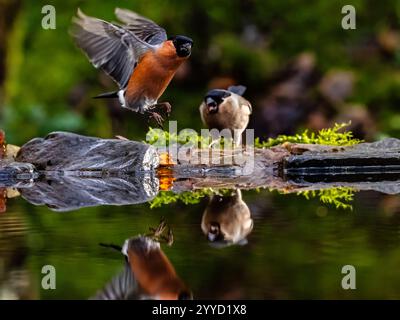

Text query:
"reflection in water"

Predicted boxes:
[[2, 132, 400, 299], [0, 213, 35, 299], [93, 221, 192, 300], [18, 173, 159, 212], [201, 189, 253, 247]]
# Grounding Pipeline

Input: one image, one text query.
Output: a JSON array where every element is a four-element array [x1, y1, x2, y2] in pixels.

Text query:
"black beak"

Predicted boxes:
[[206, 97, 218, 113], [182, 42, 192, 50], [180, 43, 192, 57]]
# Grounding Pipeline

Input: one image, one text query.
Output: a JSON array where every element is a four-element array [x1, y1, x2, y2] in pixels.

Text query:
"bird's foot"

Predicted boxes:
[[147, 112, 165, 129], [148, 217, 167, 237], [158, 102, 172, 117], [146, 217, 174, 246], [148, 102, 172, 117]]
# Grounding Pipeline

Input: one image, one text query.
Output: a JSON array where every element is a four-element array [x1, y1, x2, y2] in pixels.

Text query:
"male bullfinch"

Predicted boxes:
[[201, 189, 253, 247], [199, 85, 252, 147], [94, 220, 192, 300], [71, 8, 193, 126]]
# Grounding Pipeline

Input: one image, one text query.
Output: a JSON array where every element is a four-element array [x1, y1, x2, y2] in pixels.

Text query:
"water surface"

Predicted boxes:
[[1, 189, 399, 299]]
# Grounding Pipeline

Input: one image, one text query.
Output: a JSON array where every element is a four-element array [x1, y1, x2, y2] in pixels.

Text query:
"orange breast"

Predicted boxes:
[[126, 41, 186, 103], [127, 247, 184, 299]]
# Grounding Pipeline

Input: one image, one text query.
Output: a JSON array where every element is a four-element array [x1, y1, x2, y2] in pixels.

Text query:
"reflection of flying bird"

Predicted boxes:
[[201, 189, 253, 247], [199, 86, 252, 147], [71, 8, 193, 126], [93, 220, 192, 300]]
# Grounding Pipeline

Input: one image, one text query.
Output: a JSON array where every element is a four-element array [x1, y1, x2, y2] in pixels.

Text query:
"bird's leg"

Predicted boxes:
[[157, 226, 174, 246], [155, 102, 172, 117], [164, 227, 174, 246], [148, 102, 172, 115], [148, 223, 165, 237], [146, 218, 174, 246], [147, 112, 165, 129], [147, 217, 167, 238], [233, 133, 242, 149], [148, 102, 172, 117]]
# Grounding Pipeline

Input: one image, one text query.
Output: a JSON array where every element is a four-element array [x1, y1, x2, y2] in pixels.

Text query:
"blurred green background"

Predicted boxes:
[[1, 0, 400, 145]]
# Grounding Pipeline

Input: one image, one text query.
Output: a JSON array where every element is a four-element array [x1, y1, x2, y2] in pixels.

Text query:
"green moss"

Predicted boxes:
[[255, 122, 362, 148], [146, 127, 207, 147], [146, 122, 361, 149]]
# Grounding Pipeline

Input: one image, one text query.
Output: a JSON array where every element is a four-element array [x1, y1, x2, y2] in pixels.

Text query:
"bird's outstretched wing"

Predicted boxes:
[[91, 263, 141, 300], [115, 8, 168, 46], [71, 9, 153, 89]]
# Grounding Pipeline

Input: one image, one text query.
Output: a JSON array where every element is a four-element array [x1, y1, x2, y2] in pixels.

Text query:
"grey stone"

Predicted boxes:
[[16, 131, 159, 172]]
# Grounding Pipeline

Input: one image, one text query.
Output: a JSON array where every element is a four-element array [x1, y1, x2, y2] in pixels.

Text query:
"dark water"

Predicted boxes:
[[1, 188, 400, 299]]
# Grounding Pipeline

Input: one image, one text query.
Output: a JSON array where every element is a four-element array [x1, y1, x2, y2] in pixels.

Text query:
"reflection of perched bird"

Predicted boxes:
[[71, 8, 193, 126], [201, 189, 253, 247], [199, 86, 252, 147], [94, 220, 192, 300]]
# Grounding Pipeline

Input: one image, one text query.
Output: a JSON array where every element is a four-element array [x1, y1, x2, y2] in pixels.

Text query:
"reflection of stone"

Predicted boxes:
[[19, 172, 159, 212], [17, 131, 159, 172], [0, 160, 36, 188], [201, 189, 253, 246]]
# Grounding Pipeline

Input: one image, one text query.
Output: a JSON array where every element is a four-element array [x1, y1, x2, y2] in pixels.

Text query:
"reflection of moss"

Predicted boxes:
[[151, 187, 355, 210], [296, 187, 355, 210], [150, 189, 232, 208], [255, 122, 362, 148]]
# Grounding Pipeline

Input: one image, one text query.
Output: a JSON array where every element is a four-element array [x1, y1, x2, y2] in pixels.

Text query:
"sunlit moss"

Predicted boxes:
[[255, 122, 362, 148], [296, 187, 355, 210], [145, 127, 231, 148], [146, 122, 361, 149]]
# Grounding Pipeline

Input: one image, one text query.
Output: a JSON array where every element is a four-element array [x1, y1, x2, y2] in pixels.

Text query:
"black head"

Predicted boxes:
[[204, 89, 231, 114], [206, 224, 248, 249], [169, 35, 193, 58], [207, 222, 225, 242]]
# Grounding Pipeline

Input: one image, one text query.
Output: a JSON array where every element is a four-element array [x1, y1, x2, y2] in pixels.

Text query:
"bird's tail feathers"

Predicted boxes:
[[99, 243, 123, 252], [93, 91, 119, 99], [227, 85, 247, 96]]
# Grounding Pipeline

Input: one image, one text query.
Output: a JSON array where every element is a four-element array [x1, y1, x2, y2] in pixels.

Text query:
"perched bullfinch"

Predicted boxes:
[[201, 189, 253, 247], [199, 85, 252, 147], [71, 8, 193, 126], [94, 221, 192, 300]]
